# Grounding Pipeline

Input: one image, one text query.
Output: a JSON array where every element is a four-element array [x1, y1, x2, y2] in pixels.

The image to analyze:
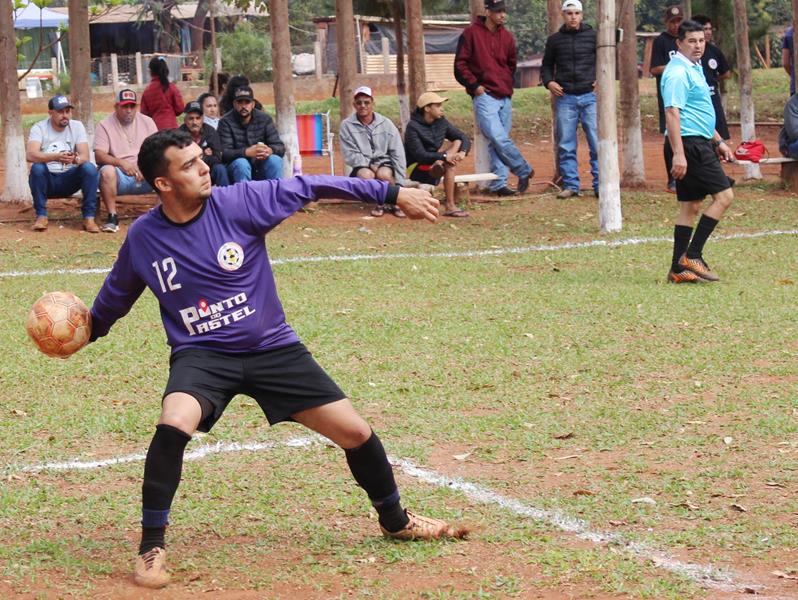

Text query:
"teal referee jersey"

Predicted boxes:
[[660, 51, 716, 140]]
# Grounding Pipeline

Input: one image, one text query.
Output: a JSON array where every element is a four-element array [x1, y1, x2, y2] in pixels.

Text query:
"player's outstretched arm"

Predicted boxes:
[[396, 187, 439, 222]]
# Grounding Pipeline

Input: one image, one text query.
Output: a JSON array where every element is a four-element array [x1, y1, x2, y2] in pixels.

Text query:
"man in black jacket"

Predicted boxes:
[[405, 92, 472, 217], [542, 0, 598, 199], [218, 86, 285, 182], [179, 101, 229, 187]]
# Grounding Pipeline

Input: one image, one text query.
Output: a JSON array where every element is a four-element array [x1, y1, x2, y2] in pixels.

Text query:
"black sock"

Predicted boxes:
[[686, 214, 719, 259], [139, 424, 191, 555], [344, 431, 409, 532], [671, 225, 693, 271]]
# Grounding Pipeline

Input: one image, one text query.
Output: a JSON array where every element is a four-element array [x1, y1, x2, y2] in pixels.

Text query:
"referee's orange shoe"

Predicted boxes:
[[678, 254, 720, 282]]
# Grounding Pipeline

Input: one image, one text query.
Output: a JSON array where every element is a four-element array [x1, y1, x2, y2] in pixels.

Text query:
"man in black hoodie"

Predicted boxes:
[[405, 92, 472, 217], [541, 0, 598, 199]]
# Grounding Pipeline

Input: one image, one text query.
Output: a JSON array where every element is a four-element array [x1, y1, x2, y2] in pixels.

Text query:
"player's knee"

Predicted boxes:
[[339, 423, 372, 449], [157, 413, 196, 436]]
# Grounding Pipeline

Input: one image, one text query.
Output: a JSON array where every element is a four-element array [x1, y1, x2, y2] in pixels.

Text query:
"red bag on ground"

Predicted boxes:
[[734, 140, 768, 162]]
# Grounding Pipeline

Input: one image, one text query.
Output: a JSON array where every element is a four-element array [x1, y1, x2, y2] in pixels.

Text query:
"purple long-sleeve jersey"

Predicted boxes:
[[90, 175, 396, 354]]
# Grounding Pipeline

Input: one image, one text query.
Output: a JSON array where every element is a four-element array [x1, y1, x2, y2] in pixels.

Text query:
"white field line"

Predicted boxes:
[[2, 229, 797, 280], [6, 436, 776, 595]]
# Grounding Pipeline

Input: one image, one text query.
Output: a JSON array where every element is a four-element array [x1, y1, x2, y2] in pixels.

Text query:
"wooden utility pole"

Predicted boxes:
[[596, 0, 622, 231], [393, 1, 410, 133], [684, 0, 692, 20], [405, 0, 425, 107], [270, 0, 299, 177], [69, 0, 93, 140], [467, 0, 491, 186], [547, 0, 563, 182], [617, 0, 645, 186], [209, 0, 219, 96], [336, 0, 357, 120], [731, 0, 761, 179], [0, 0, 30, 203]]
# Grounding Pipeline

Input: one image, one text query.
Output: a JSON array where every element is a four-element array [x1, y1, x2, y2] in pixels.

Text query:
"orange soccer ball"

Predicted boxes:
[[26, 291, 92, 358]]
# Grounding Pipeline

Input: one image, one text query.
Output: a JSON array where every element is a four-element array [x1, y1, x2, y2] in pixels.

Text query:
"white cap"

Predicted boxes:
[[562, 0, 583, 11], [353, 86, 373, 99]]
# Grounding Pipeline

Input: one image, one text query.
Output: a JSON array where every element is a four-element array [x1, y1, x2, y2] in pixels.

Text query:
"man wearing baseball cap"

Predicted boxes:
[[26, 95, 100, 232], [651, 5, 684, 193], [94, 89, 158, 232], [404, 92, 471, 217], [179, 101, 229, 187], [218, 86, 285, 183], [339, 86, 407, 217], [454, 0, 533, 196], [542, 0, 599, 199]]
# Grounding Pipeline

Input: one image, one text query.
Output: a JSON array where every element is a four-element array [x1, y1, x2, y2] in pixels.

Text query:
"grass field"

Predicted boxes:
[[1, 185, 798, 599]]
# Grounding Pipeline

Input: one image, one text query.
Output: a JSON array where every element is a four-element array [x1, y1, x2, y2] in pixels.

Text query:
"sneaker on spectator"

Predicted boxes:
[[556, 188, 580, 199], [83, 218, 100, 233], [32, 216, 48, 231], [392, 206, 406, 218], [101, 214, 119, 233]]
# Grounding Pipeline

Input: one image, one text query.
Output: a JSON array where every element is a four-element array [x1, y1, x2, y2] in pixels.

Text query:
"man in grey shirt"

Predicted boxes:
[[339, 86, 407, 217], [26, 95, 100, 232]]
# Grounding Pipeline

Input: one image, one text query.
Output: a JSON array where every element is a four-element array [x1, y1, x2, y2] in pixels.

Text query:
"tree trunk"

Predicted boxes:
[[191, 0, 210, 57], [336, 0, 357, 120], [793, 0, 798, 92], [69, 0, 94, 141], [683, 0, 692, 20], [547, 0, 563, 183], [393, 2, 410, 134], [404, 0, 425, 108], [468, 0, 491, 186], [731, 0, 761, 179], [618, 0, 645, 186], [596, 0, 622, 232], [0, 0, 30, 203], [270, 0, 298, 178]]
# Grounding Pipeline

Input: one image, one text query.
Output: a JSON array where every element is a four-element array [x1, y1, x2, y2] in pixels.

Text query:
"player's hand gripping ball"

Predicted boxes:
[[26, 292, 91, 358]]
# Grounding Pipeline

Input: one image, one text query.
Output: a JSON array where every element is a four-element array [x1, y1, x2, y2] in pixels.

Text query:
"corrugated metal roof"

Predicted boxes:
[[50, 3, 268, 25]]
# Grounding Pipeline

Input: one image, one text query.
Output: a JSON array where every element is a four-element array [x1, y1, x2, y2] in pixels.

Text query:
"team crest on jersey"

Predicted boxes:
[[217, 242, 244, 271]]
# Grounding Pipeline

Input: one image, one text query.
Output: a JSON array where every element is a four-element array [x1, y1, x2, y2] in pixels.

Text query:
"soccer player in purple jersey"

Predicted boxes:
[[88, 129, 465, 589]]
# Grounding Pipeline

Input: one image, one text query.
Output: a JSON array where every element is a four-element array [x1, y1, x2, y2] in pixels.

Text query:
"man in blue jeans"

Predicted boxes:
[[26, 95, 100, 232], [542, 0, 598, 199], [218, 86, 284, 183], [455, 0, 533, 196]]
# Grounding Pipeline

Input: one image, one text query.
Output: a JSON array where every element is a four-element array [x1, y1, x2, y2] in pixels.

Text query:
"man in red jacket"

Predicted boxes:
[[454, 0, 533, 196]]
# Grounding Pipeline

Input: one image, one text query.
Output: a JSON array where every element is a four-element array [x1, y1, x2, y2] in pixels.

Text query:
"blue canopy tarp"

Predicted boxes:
[[13, 2, 69, 29]]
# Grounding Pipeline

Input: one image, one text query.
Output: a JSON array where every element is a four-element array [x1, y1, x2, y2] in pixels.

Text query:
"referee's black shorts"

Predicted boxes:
[[163, 342, 346, 432], [672, 136, 734, 202]]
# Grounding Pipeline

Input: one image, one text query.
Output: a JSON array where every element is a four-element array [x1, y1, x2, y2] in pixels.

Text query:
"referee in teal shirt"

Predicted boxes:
[[661, 20, 734, 284]]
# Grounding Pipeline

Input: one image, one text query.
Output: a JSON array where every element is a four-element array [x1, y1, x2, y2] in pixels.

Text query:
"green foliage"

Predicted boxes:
[[206, 20, 272, 82]]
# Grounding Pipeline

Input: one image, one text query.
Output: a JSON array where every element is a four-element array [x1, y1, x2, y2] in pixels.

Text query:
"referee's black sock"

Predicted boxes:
[[686, 214, 719, 260], [139, 424, 191, 555], [344, 431, 410, 533], [671, 225, 693, 272]]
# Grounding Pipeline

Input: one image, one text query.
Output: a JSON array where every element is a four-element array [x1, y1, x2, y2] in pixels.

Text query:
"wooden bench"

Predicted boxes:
[[735, 157, 798, 190]]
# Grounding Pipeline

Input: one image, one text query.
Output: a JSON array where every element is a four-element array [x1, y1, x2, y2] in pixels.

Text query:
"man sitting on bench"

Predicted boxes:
[[26, 95, 100, 233], [404, 92, 472, 218], [779, 93, 798, 159], [95, 89, 158, 233]]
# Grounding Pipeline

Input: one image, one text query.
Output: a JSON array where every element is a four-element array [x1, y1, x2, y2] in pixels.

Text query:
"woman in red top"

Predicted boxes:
[[140, 57, 185, 130]]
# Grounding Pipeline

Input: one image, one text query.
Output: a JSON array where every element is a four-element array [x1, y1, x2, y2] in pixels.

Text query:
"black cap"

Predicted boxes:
[[233, 86, 254, 101], [184, 100, 203, 115], [48, 95, 73, 110], [485, 0, 507, 11]]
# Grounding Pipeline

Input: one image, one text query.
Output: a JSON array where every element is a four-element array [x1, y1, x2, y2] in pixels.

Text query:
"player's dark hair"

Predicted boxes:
[[149, 56, 170, 91], [691, 14, 710, 26], [138, 129, 194, 190], [678, 19, 704, 40], [197, 92, 216, 113]]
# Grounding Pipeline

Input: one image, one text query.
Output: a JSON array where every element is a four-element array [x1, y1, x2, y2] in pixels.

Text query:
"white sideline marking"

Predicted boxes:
[[6, 436, 775, 595], [2, 229, 797, 279]]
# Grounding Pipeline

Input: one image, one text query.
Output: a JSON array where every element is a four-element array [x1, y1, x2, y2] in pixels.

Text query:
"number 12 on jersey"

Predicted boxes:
[[152, 257, 182, 293]]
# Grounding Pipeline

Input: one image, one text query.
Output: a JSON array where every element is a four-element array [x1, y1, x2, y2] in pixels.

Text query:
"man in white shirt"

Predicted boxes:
[[26, 95, 100, 232]]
